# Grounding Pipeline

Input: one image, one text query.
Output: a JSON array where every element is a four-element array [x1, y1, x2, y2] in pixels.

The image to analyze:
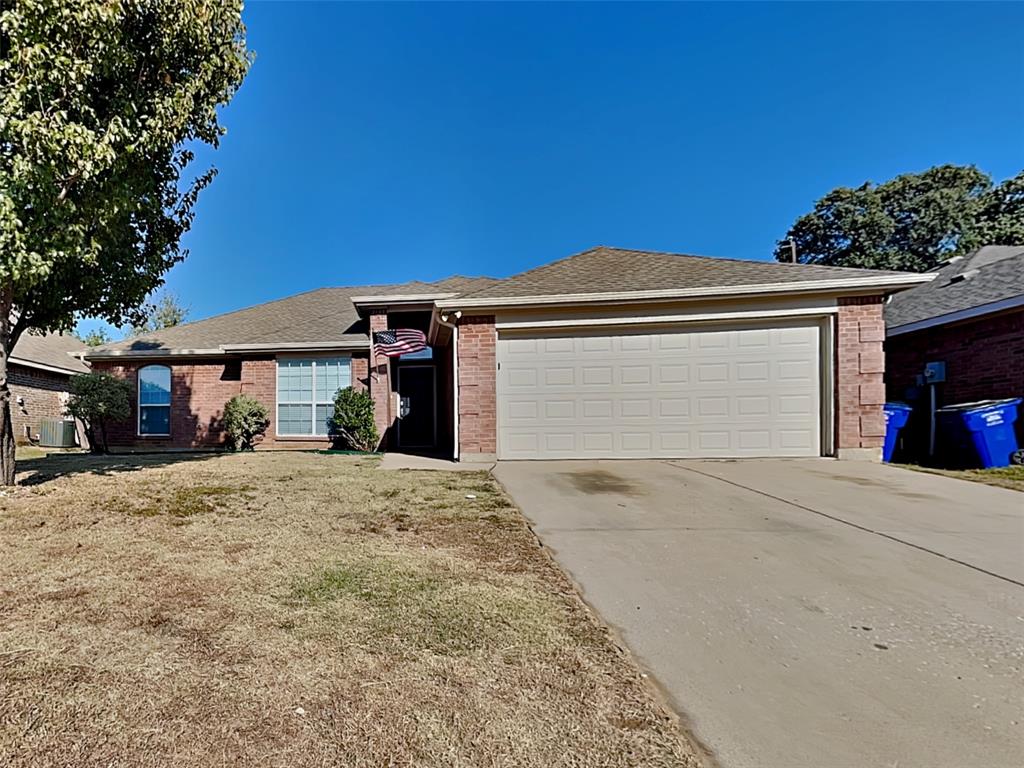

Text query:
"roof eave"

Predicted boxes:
[[85, 339, 371, 361], [222, 340, 369, 353], [84, 347, 228, 361], [351, 293, 457, 310], [9, 356, 88, 376], [437, 274, 935, 311], [887, 293, 1024, 337]]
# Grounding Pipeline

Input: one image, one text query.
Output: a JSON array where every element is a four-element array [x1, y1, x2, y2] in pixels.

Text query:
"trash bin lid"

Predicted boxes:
[[936, 398, 1022, 413], [883, 402, 913, 412]]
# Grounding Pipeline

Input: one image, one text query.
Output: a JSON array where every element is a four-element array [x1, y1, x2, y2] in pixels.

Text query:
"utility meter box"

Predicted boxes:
[[923, 361, 946, 384]]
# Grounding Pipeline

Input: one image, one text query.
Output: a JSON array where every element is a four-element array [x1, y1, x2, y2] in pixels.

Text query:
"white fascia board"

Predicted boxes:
[[84, 347, 226, 361], [351, 293, 457, 307], [437, 273, 934, 311], [223, 340, 369, 352], [495, 304, 838, 331], [887, 294, 1024, 337], [9, 356, 85, 376]]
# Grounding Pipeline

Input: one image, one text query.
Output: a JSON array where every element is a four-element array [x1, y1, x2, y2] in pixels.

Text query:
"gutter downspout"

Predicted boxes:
[[436, 310, 462, 461]]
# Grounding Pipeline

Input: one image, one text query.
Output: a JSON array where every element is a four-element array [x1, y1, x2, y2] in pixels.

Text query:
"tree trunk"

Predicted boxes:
[[0, 288, 16, 485], [97, 418, 109, 455], [0, 383, 14, 485]]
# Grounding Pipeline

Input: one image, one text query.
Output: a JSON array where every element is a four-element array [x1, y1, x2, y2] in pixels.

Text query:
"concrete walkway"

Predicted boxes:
[[493, 459, 1024, 768]]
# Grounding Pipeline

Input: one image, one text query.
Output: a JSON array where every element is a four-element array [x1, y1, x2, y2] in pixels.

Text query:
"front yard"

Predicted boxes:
[[0, 452, 698, 767], [902, 463, 1024, 492]]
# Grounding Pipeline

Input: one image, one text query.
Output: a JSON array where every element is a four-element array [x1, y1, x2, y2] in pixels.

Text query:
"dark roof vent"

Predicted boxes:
[[949, 268, 980, 283]]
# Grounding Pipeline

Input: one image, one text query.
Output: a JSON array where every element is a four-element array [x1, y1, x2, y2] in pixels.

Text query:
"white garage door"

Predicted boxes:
[[497, 321, 822, 459]]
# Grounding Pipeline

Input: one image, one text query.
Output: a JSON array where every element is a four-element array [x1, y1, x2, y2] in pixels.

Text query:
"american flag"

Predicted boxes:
[[373, 328, 428, 357]]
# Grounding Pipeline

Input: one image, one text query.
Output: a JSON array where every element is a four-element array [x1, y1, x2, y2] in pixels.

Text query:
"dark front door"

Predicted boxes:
[[397, 365, 436, 449]]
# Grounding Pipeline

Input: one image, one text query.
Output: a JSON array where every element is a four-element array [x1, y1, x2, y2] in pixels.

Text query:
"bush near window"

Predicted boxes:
[[66, 373, 132, 455], [331, 387, 378, 452], [223, 395, 270, 451]]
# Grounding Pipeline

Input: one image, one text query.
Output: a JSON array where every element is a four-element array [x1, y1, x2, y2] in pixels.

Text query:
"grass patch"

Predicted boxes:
[[125, 484, 256, 518], [289, 551, 567, 654], [0, 452, 697, 767], [902, 463, 1024, 492]]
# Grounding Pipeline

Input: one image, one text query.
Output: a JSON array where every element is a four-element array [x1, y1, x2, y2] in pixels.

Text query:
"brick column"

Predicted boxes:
[[836, 296, 886, 460], [457, 315, 497, 461], [368, 309, 392, 450]]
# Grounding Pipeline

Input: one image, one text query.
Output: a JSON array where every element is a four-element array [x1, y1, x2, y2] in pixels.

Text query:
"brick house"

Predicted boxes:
[[885, 245, 1024, 460], [86, 246, 929, 460], [10, 332, 89, 445]]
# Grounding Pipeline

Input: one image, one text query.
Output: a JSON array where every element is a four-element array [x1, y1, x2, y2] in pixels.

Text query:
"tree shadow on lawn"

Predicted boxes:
[[15, 451, 226, 487]]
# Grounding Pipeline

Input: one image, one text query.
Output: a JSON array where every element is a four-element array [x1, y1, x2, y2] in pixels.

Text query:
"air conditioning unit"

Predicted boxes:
[[39, 418, 77, 448]]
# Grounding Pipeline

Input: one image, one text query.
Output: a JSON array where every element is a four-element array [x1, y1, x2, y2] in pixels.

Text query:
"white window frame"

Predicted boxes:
[[137, 364, 172, 437], [275, 355, 352, 438]]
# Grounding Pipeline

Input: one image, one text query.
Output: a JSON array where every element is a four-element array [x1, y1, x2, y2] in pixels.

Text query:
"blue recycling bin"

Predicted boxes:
[[936, 399, 1022, 469], [882, 403, 912, 463]]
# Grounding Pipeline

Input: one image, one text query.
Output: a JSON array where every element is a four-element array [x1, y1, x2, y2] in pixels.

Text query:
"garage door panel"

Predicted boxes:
[[497, 323, 821, 459]]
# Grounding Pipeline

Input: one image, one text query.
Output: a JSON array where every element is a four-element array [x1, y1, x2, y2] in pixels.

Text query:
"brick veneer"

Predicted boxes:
[[457, 315, 497, 459], [886, 308, 1024, 404], [10, 363, 71, 444], [884, 308, 1024, 461], [368, 310, 392, 450], [94, 353, 370, 451], [836, 296, 886, 458]]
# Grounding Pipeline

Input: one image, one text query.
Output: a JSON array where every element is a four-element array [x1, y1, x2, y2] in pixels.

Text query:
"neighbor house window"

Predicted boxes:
[[277, 357, 351, 436], [138, 365, 171, 436]]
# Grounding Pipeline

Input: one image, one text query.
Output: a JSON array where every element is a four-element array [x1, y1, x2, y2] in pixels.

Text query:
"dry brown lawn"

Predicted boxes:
[[0, 451, 700, 767], [902, 462, 1024, 492]]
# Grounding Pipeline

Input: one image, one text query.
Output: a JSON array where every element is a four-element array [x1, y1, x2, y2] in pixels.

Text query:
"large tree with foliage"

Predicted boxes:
[[775, 165, 1024, 271], [0, 0, 250, 483], [131, 291, 189, 335]]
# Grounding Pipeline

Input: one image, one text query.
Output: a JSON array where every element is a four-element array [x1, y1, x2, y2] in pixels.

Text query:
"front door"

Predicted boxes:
[[397, 365, 437, 449]]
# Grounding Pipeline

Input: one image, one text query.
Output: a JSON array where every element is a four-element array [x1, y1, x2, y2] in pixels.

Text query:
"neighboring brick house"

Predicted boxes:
[[86, 246, 929, 460], [9, 332, 90, 445], [885, 245, 1024, 460]]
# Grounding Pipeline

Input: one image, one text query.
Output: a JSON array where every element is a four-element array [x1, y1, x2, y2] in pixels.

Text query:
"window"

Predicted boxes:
[[277, 357, 351, 436], [138, 365, 171, 436]]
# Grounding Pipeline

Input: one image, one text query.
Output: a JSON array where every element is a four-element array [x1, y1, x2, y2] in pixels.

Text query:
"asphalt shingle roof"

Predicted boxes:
[[457, 246, 918, 300], [885, 246, 1024, 330], [89, 278, 497, 356], [12, 332, 89, 374], [87, 245, 925, 358]]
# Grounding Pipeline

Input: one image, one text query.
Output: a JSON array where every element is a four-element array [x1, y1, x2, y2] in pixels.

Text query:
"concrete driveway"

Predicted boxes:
[[493, 459, 1024, 768]]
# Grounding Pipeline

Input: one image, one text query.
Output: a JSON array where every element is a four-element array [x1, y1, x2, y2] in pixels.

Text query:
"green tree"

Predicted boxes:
[[78, 328, 112, 347], [775, 165, 1024, 271], [131, 291, 189, 335], [0, 0, 251, 483], [65, 372, 132, 454]]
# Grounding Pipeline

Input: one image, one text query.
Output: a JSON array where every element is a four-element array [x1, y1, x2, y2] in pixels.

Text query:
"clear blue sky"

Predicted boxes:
[[79, 1, 1024, 336]]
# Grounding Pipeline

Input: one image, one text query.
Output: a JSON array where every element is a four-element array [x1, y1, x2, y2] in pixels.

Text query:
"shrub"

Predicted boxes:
[[223, 394, 269, 451], [331, 387, 378, 452], [66, 373, 132, 454]]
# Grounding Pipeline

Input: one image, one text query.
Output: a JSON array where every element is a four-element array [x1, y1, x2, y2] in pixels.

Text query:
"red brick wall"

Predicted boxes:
[[457, 315, 496, 458], [95, 360, 246, 449], [885, 309, 1024, 461], [368, 310, 392, 450], [836, 297, 886, 455], [10, 364, 71, 444], [886, 309, 1024, 404], [93, 353, 371, 451]]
